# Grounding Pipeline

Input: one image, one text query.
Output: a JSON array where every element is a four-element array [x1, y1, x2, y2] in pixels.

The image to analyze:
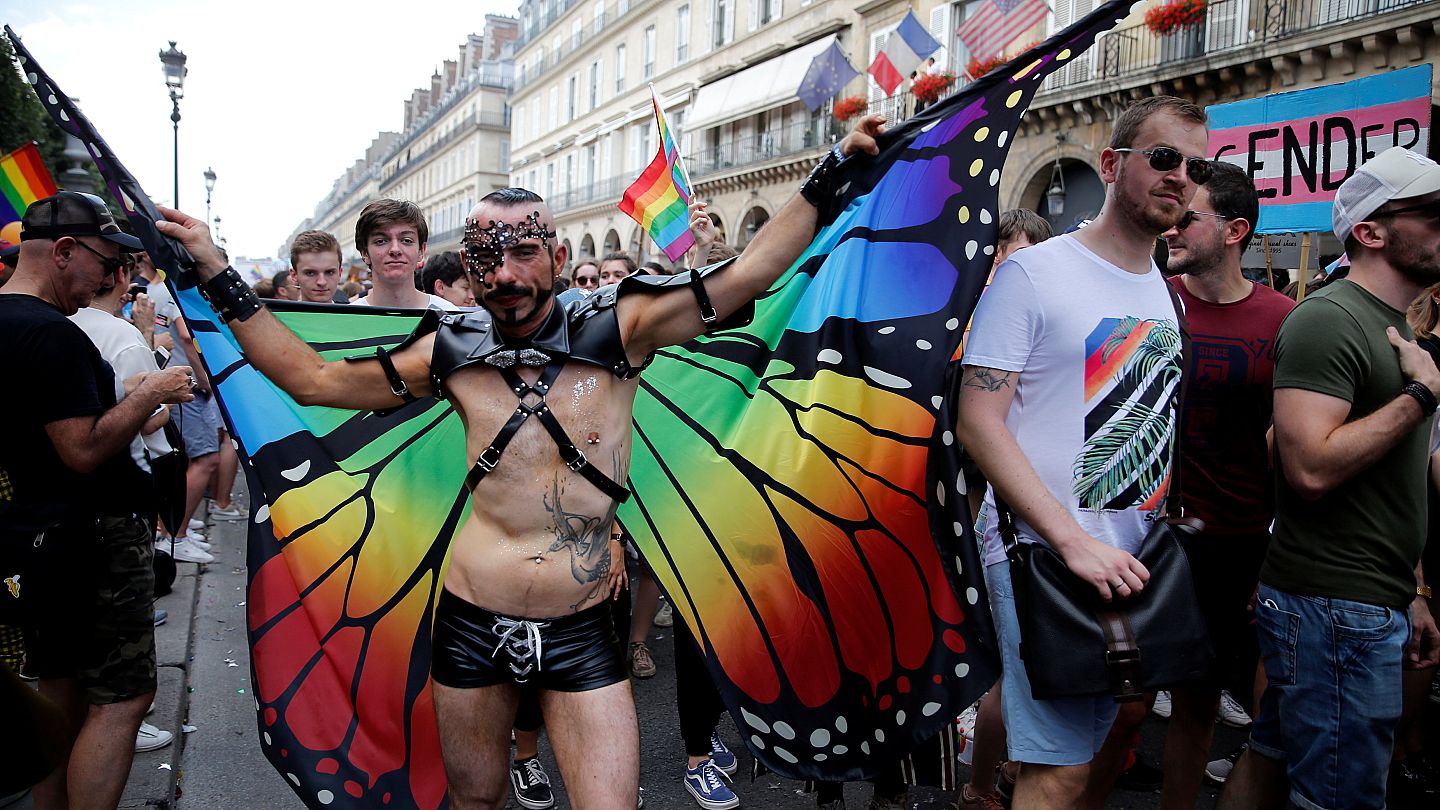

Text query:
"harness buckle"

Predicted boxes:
[[474, 446, 503, 473], [565, 449, 590, 472]]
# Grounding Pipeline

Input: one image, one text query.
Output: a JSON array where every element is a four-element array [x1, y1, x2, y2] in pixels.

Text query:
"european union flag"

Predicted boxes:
[[797, 41, 861, 112]]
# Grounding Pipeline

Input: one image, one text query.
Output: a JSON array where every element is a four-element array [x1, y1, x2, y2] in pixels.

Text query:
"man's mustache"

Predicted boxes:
[[485, 284, 530, 298]]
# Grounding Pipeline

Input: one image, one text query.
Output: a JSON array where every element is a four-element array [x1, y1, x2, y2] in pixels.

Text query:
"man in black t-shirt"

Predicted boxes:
[[0, 192, 193, 808]]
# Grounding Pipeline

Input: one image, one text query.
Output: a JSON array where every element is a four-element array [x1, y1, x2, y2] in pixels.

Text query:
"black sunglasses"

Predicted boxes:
[[1115, 146, 1213, 184], [71, 238, 129, 274], [1176, 210, 1231, 230], [1373, 200, 1440, 224]]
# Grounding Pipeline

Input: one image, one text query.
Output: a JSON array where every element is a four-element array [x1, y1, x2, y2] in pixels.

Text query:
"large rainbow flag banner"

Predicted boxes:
[[618, 85, 695, 262], [0, 142, 58, 243]]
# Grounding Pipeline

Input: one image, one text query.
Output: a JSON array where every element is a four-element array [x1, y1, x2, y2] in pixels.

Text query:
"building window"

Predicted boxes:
[[711, 0, 732, 49], [676, 5, 690, 64], [500, 140, 511, 172], [589, 59, 601, 109], [642, 25, 656, 79], [571, 19, 582, 49], [548, 85, 559, 130], [568, 74, 578, 121], [618, 0, 630, 14], [546, 162, 556, 200], [615, 43, 627, 94], [593, 1, 605, 33], [758, 0, 781, 26], [551, 34, 562, 63]]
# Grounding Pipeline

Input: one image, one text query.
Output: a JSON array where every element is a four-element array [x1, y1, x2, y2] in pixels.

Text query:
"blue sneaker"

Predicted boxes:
[[683, 759, 739, 810], [709, 729, 737, 776]]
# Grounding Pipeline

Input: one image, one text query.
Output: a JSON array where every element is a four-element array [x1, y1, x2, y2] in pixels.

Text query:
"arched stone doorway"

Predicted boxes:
[[1021, 158, 1104, 234], [561, 238, 573, 270], [603, 229, 621, 255], [579, 233, 596, 259], [737, 206, 770, 249]]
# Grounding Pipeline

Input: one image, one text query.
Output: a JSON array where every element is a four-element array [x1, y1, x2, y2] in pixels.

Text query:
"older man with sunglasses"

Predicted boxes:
[[1219, 148, 1440, 810], [0, 191, 195, 809]]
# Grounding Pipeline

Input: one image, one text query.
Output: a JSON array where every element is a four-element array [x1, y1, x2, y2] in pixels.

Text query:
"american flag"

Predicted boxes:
[[958, 0, 1052, 61]]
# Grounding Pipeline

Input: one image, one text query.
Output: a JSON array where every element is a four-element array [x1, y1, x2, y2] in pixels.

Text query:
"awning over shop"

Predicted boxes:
[[685, 34, 840, 132]]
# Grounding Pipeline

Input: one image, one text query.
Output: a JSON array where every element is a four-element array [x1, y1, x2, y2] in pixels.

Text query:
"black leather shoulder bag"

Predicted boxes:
[[995, 281, 1213, 702]]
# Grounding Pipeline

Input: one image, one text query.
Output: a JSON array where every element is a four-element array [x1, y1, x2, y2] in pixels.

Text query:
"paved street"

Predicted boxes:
[[13, 482, 1420, 809]]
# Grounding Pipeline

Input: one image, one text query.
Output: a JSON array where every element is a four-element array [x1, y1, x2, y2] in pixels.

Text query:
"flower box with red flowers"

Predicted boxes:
[[833, 95, 869, 121], [911, 71, 957, 104], [1144, 0, 1208, 37]]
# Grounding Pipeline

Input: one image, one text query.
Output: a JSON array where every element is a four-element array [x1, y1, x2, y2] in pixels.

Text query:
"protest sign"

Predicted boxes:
[[1208, 65, 1432, 234]]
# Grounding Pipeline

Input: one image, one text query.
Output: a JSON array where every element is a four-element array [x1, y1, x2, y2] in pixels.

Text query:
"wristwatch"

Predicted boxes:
[[1419, 584, 1433, 599]]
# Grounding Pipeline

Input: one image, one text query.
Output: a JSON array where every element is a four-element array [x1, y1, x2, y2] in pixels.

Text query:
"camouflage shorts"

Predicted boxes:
[[23, 514, 156, 704]]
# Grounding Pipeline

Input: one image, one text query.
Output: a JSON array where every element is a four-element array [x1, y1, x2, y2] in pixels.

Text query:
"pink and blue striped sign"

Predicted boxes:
[[1207, 64, 1432, 234]]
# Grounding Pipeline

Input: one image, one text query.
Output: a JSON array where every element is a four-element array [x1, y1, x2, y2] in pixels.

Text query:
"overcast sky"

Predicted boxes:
[[6, 0, 515, 259]]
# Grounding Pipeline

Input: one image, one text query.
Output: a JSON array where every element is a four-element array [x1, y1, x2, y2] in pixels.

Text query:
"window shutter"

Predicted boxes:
[[724, 0, 735, 43], [705, 2, 714, 52], [929, 3, 952, 72], [748, 0, 759, 31], [867, 28, 889, 106]]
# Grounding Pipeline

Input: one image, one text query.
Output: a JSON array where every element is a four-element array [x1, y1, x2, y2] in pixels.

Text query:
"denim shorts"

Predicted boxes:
[[178, 392, 221, 459], [1248, 583, 1409, 810], [985, 560, 1118, 766]]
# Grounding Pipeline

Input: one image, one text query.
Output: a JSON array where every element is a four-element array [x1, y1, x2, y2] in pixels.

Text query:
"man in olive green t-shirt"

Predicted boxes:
[[1220, 147, 1440, 810]]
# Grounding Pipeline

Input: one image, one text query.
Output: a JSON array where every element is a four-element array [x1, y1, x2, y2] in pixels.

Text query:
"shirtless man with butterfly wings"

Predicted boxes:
[[155, 119, 882, 810]]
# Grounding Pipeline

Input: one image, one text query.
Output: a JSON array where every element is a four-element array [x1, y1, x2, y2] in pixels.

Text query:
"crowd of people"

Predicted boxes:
[[2, 94, 1438, 810]]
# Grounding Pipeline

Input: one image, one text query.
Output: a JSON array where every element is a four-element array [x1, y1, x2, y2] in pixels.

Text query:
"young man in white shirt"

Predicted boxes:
[[348, 199, 451, 310], [956, 96, 1212, 809]]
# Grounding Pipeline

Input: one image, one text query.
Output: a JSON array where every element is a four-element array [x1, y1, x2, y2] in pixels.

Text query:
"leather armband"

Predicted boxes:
[[374, 346, 415, 402], [200, 265, 263, 323], [1401, 380, 1438, 416], [686, 268, 718, 330], [799, 144, 846, 208]]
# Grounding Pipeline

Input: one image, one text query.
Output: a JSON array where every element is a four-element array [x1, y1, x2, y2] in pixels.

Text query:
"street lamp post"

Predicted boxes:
[[212, 215, 223, 246], [203, 166, 217, 226], [159, 41, 188, 208]]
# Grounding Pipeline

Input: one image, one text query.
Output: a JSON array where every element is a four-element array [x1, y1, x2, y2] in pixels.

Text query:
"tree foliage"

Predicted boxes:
[[0, 36, 68, 180]]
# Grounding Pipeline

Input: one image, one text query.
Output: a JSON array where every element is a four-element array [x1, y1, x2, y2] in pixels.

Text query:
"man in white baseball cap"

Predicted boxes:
[[1221, 146, 1440, 809]]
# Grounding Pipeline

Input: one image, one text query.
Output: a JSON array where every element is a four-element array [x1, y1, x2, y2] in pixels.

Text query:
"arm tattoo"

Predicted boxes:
[[962, 367, 1015, 392], [543, 478, 620, 600]]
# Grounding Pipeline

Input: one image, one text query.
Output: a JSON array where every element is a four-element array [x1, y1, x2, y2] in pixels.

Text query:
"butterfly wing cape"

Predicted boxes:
[[620, 2, 1134, 779], [9, 1, 1132, 804]]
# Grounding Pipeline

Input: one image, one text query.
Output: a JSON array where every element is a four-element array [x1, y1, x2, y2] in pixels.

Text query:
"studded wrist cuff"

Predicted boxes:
[[201, 265, 263, 323]]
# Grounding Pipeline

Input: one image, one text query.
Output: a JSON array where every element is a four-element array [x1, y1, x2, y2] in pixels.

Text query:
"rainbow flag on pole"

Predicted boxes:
[[0, 143, 58, 242], [619, 86, 695, 262]]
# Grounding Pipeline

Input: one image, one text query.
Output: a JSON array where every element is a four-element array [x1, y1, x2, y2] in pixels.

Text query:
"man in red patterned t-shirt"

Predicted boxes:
[[1159, 160, 1294, 809]]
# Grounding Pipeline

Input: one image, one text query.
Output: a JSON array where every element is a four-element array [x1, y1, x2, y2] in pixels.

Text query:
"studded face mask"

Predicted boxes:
[[462, 211, 556, 284]]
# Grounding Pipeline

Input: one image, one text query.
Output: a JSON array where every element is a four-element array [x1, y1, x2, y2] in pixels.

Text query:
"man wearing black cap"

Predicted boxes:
[[0, 191, 195, 808]]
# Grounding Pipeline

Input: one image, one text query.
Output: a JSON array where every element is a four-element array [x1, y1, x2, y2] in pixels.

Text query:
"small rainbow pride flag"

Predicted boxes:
[[619, 86, 695, 262], [1, 143, 59, 237]]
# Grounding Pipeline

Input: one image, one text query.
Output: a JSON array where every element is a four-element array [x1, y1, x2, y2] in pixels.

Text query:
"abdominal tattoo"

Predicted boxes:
[[543, 476, 621, 607], [963, 367, 1014, 392]]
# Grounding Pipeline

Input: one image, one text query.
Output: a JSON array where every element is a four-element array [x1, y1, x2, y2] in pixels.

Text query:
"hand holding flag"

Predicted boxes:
[[619, 86, 695, 263]]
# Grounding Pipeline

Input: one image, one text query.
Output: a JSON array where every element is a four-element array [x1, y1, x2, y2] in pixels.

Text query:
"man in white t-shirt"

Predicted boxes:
[[347, 199, 452, 310], [956, 96, 1212, 809]]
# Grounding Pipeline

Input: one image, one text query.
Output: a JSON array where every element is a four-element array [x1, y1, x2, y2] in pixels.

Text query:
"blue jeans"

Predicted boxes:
[[1248, 583, 1410, 810]]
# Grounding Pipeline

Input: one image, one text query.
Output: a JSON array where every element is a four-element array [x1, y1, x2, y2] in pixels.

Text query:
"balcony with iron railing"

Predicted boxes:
[[548, 173, 633, 214], [1039, 0, 1429, 94], [381, 110, 512, 192], [687, 117, 848, 179]]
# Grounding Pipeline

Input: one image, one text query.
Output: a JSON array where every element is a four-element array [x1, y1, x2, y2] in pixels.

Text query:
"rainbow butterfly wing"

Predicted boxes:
[[621, 1, 1136, 779], [186, 298, 466, 809]]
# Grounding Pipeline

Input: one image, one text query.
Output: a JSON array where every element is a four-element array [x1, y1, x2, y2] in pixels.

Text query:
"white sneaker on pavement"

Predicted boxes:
[[1151, 690, 1172, 719], [136, 721, 174, 752], [1217, 690, 1252, 727], [189, 518, 205, 531], [170, 538, 215, 564], [210, 503, 245, 520]]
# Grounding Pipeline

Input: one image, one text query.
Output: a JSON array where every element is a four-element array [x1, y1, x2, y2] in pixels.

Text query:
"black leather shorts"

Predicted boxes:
[[431, 589, 626, 692]]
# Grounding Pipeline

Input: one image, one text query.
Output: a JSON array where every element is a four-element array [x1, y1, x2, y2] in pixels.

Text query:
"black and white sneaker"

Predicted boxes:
[[1205, 743, 1247, 784], [509, 757, 555, 809]]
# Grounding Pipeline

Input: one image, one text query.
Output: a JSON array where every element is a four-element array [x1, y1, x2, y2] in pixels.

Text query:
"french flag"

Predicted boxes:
[[868, 11, 941, 96]]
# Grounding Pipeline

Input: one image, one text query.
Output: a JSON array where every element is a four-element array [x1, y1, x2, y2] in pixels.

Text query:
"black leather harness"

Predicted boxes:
[[349, 259, 748, 504]]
